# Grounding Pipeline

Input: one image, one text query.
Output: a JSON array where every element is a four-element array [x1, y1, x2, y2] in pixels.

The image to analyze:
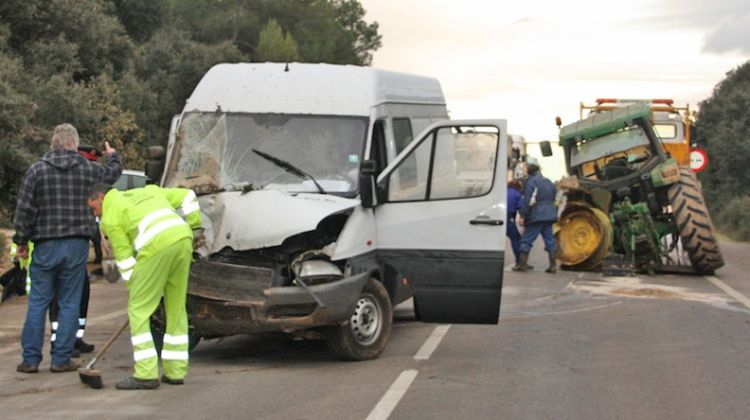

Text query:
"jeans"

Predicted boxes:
[[519, 221, 557, 254], [506, 221, 522, 264], [49, 270, 91, 346], [21, 238, 88, 366]]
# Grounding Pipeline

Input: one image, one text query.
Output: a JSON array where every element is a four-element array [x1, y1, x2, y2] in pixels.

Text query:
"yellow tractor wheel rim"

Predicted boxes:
[[556, 204, 612, 268]]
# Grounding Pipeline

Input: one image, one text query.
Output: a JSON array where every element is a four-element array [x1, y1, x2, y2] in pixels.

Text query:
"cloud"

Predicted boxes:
[[703, 13, 750, 54]]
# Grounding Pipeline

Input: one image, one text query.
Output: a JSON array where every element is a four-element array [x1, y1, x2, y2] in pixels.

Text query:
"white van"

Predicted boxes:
[[148, 63, 508, 360]]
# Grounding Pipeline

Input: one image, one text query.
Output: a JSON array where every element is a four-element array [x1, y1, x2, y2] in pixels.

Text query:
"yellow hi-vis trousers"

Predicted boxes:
[[127, 237, 192, 380]]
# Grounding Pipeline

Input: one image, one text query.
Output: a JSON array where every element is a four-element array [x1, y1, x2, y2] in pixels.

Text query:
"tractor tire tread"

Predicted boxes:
[[668, 170, 724, 274]]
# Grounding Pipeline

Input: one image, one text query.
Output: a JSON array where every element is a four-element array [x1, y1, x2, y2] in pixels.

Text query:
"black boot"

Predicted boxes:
[[116, 376, 160, 390], [512, 253, 532, 272], [75, 339, 95, 353], [545, 251, 557, 273]]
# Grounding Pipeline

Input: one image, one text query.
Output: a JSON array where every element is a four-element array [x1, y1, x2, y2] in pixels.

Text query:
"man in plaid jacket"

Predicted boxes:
[[13, 123, 122, 373]]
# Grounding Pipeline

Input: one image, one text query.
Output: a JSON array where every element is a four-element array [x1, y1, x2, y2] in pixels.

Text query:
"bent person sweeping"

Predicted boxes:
[[87, 183, 201, 390]]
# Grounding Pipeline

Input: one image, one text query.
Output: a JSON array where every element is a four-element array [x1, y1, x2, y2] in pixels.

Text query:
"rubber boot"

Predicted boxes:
[[512, 253, 532, 272], [545, 251, 557, 273]]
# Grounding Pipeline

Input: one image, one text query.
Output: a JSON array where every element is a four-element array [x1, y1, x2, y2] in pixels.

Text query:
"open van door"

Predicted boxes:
[[375, 120, 507, 324]]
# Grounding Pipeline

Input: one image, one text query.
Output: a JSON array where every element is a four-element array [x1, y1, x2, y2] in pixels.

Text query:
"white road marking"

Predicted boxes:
[[366, 369, 419, 420], [414, 324, 451, 361], [366, 325, 451, 419], [706, 276, 750, 310]]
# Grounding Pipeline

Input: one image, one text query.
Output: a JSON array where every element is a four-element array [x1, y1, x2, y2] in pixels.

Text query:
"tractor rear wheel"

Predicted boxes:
[[556, 202, 613, 271], [668, 168, 724, 274]]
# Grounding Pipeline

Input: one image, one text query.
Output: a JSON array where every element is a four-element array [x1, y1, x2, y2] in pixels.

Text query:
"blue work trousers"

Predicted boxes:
[[519, 221, 557, 254], [506, 221, 522, 264], [21, 238, 88, 366]]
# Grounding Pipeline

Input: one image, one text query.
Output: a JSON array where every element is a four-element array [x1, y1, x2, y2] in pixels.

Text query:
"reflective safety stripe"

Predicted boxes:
[[76, 329, 84, 338], [182, 190, 197, 206], [79, 318, 86, 326], [26, 277, 31, 294], [138, 208, 175, 235], [117, 257, 136, 271], [50, 333, 56, 342], [121, 269, 133, 281], [178, 191, 200, 217], [163, 334, 190, 345], [134, 218, 187, 251], [131, 332, 153, 346], [133, 348, 158, 361], [161, 350, 189, 360], [51, 322, 59, 330], [178, 201, 200, 217]]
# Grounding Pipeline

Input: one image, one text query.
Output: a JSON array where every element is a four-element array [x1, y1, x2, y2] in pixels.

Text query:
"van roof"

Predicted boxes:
[[183, 62, 446, 116]]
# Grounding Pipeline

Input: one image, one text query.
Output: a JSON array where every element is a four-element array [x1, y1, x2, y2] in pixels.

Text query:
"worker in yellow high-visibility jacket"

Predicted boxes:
[[87, 182, 201, 390], [9, 242, 32, 295]]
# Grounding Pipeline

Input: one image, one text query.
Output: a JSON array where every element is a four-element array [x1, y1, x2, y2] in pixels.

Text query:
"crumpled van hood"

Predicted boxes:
[[198, 190, 358, 254]]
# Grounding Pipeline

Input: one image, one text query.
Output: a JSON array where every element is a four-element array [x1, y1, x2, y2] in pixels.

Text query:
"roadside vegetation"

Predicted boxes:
[[0, 0, 380, 226], [695, 61, 750, 241]]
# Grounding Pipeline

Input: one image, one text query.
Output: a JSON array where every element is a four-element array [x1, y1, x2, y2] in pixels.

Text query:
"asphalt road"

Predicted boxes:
[[0, 241, 748, 420]]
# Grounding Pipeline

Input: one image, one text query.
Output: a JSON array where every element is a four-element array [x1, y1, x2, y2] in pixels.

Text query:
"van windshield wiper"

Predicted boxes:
[[252, 149, 327, 194]]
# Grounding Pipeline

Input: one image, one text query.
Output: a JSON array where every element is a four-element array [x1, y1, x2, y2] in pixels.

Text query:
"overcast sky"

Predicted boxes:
[[360, 0, 750, 179]]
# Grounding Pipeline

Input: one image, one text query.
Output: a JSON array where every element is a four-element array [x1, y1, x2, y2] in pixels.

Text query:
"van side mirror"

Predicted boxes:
[[360, 159, 378, 176], [540, 141, 553, 157], [145, 146, 166, 185], [359, 159, 377, 208]]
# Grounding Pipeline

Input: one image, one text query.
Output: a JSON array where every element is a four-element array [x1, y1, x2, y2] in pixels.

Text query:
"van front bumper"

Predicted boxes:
[[186, 261, 368, 336]]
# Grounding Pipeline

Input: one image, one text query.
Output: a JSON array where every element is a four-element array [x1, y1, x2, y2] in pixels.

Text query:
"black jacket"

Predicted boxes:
[[13, 149, 122, 244]]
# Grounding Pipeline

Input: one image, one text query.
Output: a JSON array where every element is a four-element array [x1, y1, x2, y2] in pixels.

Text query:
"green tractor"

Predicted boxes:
[[551, 103, 723, 274]]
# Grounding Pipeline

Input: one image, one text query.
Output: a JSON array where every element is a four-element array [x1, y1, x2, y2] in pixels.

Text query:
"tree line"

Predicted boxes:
[[0, 0, 381, 225], [695, 61, 750, 240]]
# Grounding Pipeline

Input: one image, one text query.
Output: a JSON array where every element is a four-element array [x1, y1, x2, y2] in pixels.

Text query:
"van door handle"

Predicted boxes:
[[470, 216, 504, 226]]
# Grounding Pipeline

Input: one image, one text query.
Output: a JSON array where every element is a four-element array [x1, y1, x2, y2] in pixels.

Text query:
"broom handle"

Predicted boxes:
[[85, 319, 129, 369]]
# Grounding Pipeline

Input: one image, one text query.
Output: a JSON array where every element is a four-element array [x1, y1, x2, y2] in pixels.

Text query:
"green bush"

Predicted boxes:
[[714, 195, 750, 241]]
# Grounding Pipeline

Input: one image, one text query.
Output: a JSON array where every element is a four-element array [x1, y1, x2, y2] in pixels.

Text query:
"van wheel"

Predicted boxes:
[[327, 278, 392, 361], [150, 302, 202, 353]]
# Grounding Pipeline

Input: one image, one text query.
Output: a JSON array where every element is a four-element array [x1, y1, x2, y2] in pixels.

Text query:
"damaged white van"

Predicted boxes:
[[147, 63, 508, 360]]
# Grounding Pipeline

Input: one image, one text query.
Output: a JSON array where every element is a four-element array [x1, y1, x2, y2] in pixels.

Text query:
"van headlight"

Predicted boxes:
[[295, 260, 343, 285]]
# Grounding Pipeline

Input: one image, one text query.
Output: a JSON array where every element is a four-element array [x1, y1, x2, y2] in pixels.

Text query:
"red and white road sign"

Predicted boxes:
[[690, 148, 709, 173]]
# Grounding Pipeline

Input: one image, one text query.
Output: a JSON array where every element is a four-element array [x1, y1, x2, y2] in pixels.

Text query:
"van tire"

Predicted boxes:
[[327, 278, 392, 361], [668, 168, 724, 274]]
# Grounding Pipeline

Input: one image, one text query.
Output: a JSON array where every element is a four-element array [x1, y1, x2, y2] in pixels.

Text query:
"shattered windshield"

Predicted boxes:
[[165, 113, 367, 195], [570, 126, 650, 167]]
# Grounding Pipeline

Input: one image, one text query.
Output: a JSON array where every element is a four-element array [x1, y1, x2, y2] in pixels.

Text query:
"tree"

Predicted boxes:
[[0, 0, 134, 81], [695, 60, 750, 240], [171, 0, 380, 65], [332, 0, 381, 65], [0, 27, 46, 225], [258, 19, 299, 62], [113, 0, 170, 43], [696, 61, 750, 206]]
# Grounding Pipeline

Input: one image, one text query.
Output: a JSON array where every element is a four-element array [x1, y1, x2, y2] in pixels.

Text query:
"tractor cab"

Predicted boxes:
[[580, 98, 694, 166]]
